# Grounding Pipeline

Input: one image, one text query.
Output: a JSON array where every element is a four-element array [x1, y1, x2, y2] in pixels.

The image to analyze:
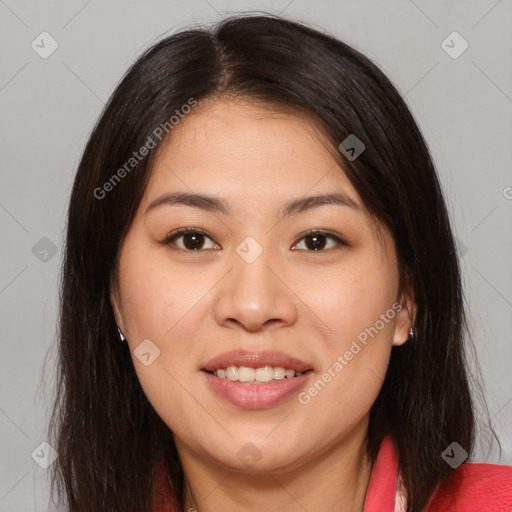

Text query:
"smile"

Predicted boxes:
[[202, 368, 313, 409], [206, 365, 305, 384]]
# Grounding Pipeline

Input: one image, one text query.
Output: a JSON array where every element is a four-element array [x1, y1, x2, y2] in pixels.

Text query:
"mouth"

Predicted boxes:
[[203, 366, 312, 384], [200, 350, 314, 409]]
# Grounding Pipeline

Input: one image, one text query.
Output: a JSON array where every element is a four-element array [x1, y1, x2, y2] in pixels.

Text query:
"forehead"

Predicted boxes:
[[144, 99, 361, 206]]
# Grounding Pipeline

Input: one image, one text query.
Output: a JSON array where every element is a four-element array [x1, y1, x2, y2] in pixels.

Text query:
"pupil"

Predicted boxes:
[[308, 234, 324, 251], [185, 234, 202, 250]]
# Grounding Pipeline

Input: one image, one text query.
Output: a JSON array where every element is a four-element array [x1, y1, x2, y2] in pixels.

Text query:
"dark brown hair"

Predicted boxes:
[[43, 12, 498, 512]]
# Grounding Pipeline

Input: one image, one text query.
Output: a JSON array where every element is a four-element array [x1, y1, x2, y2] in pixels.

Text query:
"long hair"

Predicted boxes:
[[43, 13, 497, 512]]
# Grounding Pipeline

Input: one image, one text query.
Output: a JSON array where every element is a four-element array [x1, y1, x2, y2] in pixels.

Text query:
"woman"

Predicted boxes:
[[45, 13, 512, 512]]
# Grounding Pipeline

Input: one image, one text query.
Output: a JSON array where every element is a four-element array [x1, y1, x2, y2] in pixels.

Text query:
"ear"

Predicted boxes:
[[392, 282, 417, 347], [109, 277, 126, 333]]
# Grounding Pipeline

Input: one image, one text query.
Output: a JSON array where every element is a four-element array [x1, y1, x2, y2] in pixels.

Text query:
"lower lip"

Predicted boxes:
[[202, 370, 312, 409]]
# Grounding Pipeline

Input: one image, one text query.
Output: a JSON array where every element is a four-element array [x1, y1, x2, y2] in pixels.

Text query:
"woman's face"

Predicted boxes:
[[112, 99, 415, 474]]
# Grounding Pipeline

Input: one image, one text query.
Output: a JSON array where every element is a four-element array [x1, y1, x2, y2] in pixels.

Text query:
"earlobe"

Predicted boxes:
[[392, 287, 417, 347]]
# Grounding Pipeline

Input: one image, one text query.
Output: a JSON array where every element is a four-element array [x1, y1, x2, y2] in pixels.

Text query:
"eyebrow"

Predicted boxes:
[[144, 191, 362, 218]]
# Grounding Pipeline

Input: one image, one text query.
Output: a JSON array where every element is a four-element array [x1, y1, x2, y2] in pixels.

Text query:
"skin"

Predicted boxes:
[[111, 99, 417, 511]]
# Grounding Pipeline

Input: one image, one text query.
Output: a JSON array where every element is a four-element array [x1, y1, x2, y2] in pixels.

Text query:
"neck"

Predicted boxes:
[[178, 420, 373, 512]]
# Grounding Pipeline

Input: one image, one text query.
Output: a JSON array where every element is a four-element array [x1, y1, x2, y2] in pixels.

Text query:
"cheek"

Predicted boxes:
[[298, 244, 398, 418], [116, 238, 214, 423], [303, 246, 399, 344], [118, 239, 200, 341], [298, 323, 393, 439]]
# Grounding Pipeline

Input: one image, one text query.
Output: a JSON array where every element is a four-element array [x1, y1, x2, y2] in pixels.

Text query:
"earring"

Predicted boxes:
[[117, 327, 127, 343], [408, 326, 414, 339]]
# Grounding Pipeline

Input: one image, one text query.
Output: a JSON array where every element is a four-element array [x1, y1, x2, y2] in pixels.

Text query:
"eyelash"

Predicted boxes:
[[160, 227, 349, 253]]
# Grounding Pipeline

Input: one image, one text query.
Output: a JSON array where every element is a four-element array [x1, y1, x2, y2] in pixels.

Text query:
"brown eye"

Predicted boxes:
[[162, 228, 218, 251], [161, 228, 347, 253], [292, 230, 348, 252]]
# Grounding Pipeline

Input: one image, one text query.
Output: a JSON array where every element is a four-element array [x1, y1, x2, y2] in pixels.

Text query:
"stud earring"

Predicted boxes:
[[117, 327, 127, 343]]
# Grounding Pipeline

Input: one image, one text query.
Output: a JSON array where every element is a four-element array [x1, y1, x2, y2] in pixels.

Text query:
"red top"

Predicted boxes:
[[153, 435, 512, 511]]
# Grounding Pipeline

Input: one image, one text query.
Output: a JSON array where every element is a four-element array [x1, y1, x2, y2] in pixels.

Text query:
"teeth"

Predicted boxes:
[[225, 366, 238, 381], [212, 365, 305, 383], [255, 366, 274, 383], [274, 367, 286, 380], [238, 366, 255, 382]]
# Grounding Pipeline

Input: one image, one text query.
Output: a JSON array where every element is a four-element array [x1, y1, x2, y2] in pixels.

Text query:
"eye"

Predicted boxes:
[[292, 230, 348, 252], [161, 228, 348, 253], [161, 228, 219, 251]]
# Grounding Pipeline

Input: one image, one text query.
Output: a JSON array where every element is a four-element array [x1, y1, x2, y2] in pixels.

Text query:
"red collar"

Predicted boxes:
[[363, 435, 401, 512]]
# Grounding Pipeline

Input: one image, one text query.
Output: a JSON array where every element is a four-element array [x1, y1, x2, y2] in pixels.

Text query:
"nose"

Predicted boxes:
[[212, 241, 299, 333]]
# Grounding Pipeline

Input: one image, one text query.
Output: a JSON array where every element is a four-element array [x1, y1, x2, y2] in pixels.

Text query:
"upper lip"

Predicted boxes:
[[201, 350, 313, 373]]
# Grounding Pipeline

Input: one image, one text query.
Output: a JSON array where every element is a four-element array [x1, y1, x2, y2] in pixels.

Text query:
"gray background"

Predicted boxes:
[[1, 0, 511, 510]]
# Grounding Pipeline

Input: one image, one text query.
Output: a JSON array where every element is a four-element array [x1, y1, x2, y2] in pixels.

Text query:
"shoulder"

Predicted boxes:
[[426, 461, 512, 511]]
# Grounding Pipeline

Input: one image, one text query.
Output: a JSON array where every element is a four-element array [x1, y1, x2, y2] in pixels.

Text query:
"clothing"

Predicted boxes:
[[153, 435, 512, 511], [364, 436, 512, 511]]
